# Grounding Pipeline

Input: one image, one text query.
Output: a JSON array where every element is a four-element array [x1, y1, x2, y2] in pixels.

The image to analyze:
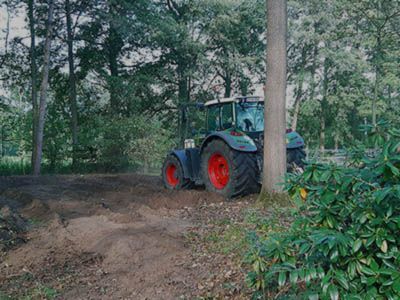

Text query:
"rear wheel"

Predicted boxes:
[[162, 155, 193, 190], [201, 140, 259, 198], [287, 148, 306, 172]]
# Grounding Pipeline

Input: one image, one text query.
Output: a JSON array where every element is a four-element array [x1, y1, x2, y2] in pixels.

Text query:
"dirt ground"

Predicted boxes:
[[0, 174, 258, 299]]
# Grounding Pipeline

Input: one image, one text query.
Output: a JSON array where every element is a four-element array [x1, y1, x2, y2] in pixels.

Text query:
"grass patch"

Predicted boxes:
[[0, 156, 31, 176], [20, 284, 58, 300]]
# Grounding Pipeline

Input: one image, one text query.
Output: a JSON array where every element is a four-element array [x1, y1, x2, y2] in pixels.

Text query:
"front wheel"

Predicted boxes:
[[162, 155, 193, 190], [201, 140, 259, 198]]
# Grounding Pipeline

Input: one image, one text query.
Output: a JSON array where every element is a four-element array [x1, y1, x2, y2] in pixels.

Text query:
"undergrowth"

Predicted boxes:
[[246, 124, 400, 299]]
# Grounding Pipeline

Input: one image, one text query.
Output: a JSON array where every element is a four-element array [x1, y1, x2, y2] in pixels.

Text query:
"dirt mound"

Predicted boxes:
[[0, 206, 27, 251], [0, 174, 252, 299], [0, 174, 214, 299], [2, 206, 191, 299]]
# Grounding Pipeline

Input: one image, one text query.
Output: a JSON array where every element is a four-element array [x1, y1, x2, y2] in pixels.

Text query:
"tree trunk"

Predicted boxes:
[[28, 0, 38, 170], [33, 0, 55, 176], [107, 1, 122, 115], [177, 62, 189, 146], [291, 47, 306, 131], [372, 64, 379, 127], [319, 58, 329, 152], [262, 0, 287, 194], [224, 70, 232, 98], [66, 0, 79, 169], [291, 73, 304, 131], [319, 118, 325, 152]]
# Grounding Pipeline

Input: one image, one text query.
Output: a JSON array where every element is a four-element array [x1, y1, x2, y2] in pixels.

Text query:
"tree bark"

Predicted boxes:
[[28, 0, 38, 170], [33, 0, 55, 176], [177, 62, 189, 146], [319, 58, 329, 152], [224, 70, 232, 98], [291, 46, 307, 131], [66, 0, 79, 168], [107, 1, 123, 115], [108, 24, 120, 113], [291, 73, 304, 131], [372, 63, 379, 127], [262, 0, 287, 194]]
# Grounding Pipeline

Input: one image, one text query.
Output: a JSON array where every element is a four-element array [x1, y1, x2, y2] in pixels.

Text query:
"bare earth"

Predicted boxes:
[[0, 174, 255, 299]]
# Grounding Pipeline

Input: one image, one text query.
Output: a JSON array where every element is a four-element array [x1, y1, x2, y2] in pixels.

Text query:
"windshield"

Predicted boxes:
[[236, 102, 264, 132]]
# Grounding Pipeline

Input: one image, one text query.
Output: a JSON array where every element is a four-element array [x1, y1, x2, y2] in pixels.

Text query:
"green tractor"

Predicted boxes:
[[162, 96, 306, 198]]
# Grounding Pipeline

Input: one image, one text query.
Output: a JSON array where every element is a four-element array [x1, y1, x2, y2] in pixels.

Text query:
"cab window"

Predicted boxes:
[[221, 103, 233, 130], [207, 105, 220, 132]]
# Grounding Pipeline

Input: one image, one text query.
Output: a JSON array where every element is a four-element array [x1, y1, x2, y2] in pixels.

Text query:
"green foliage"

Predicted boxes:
[[246, 127, 400, 299]]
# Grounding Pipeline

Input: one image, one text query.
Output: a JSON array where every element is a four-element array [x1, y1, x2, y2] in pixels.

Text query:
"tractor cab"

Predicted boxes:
[[205, 96, 264, 135]]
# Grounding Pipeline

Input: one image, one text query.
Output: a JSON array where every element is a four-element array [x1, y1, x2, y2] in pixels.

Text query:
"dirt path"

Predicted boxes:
[[0, 174, 254, 299]]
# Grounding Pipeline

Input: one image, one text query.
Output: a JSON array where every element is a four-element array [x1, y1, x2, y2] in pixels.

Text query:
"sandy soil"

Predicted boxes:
[[0, 174, 253, 299]]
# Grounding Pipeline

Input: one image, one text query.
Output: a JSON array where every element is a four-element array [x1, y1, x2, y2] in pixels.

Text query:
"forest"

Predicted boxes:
[[1, 0, 399, 175], [1, 0, 400, 299]]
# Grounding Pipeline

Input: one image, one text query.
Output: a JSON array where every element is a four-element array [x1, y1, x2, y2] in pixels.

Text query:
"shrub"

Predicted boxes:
[[246, 128, 400, 299]]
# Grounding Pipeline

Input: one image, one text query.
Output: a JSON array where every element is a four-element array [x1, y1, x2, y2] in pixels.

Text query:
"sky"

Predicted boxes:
[[1, 4, 28, 97]]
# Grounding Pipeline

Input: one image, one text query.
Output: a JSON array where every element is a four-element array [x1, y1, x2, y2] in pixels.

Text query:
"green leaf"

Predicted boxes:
[[335, 272, 349, 290], [328, 284, 339, 300], [393, 278, 400, 293], [289, 270, 299, 284], [381, 240, 388, 253], [308, 294, 319, 300], [353, 239, 362, 253], [370, 258, 379, 272], [278, 271, 286, 287], [386, 162, 400, 176], [360, 265, 376, 276]]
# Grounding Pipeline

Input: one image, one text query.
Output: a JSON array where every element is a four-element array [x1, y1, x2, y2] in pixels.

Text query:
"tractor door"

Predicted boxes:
[[207, 104, 220, 132], [206, 103, 234, 133]]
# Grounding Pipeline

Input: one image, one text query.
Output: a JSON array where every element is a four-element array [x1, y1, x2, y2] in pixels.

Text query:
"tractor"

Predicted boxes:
[[162, 96, 306, 198]]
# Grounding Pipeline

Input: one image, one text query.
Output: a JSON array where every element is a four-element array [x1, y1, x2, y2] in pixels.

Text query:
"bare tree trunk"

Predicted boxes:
[[28, 0, 38, 170], [319, 118, 325, 151], [66, 0, 79, 169], [372, 64, 379, 127], [291, 75, 303, 131], [33, 0, 55, 176], [262, 0, 287, 194], [334, 133, 339, 151], [291, 47, 306, 131], [224, 70, 232, 98]]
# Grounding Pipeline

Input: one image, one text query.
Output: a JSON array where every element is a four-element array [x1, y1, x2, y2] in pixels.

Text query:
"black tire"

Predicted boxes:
[[162, 155, 193, 190], [201, 139, 259, 198], [287, 147, 306, 172]]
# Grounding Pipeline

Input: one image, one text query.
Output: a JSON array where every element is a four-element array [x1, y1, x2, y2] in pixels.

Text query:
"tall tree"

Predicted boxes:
[[65, 0, 78, 168], [262, 0, 287, 195], [33, 0, 55, 175], [27, 0, 38, 169]]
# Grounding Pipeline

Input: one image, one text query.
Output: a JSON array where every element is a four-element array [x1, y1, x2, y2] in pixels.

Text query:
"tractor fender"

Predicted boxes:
[[200, 130, 257, 153], [286, 130, 305, 149], [169, 148, 201, 180], [170, 150, 191, 179]]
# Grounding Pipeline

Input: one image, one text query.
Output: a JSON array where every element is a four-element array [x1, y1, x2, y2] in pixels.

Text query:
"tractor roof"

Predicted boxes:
[[204, 96, 263, 107]]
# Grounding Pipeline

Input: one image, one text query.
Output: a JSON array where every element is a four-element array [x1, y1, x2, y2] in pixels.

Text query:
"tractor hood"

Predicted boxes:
[[286, 130, 305, 149], [200, 128, 305, 153]]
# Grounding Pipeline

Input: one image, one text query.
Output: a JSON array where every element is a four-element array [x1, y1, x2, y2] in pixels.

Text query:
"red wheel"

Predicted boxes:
[[201, 140, 259, 198], [162, 155, 193, 190], [166, 163, 179, 187], [208, 153, 230, 189]]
